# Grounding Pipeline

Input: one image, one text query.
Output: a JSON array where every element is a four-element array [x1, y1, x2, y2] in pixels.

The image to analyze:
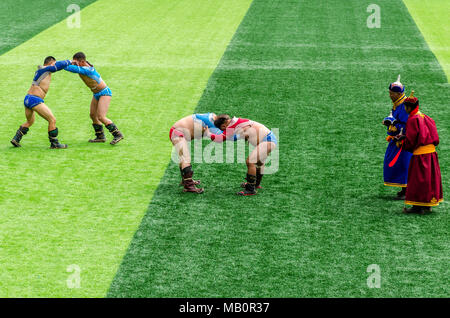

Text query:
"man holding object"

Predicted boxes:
[[382, 75, 412, 199]]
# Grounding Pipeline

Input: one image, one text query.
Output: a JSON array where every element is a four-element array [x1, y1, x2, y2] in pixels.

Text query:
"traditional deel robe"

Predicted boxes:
[[383, 94, 413, 187], [403, 108, 443, 206]]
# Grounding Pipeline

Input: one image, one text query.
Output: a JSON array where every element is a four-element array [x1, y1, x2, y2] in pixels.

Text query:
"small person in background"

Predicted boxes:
[[396, 91, 443, 214]]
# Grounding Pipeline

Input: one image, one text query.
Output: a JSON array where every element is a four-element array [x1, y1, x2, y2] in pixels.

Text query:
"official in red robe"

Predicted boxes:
[[398, 92, 443, 214]]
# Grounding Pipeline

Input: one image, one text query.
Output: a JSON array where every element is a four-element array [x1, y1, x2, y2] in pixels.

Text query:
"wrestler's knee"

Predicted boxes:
[[48, 115, 56, 125], [27, 117, 35, 126], [97, 114, 105, 121], [98, 115, 108, 123]]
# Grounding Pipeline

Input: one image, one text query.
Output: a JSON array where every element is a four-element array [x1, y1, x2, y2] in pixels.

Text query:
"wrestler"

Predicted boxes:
[[207, 114, 277, 196], [169, 112, 225, 193], [65, 52, 123, 145], [11, 56, 70, 149]]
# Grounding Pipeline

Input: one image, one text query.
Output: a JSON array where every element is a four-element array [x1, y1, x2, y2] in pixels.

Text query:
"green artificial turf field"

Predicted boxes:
[[0, 0, 251, 297], [0, 0, 449, 298], [109, 0, 449, 297]]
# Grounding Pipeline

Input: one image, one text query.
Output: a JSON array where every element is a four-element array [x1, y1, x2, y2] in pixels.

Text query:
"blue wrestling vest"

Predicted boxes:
[[192, 113, 222, 134]]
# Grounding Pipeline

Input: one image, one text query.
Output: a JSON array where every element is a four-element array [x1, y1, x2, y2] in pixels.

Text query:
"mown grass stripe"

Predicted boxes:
[[403, 0, 450, 82], [0, 0, 98, 55]]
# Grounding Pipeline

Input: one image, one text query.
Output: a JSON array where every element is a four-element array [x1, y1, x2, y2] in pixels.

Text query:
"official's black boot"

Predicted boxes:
[[89, 124, 106, 143], [106, 123, 123, 145], [394, 187, 407, 200], [422, 206, 432, 214], [403, 205, 430, 215], [48, 128, 67, 149], [11, 126, 29, 147], [238, 174, 257, 196]]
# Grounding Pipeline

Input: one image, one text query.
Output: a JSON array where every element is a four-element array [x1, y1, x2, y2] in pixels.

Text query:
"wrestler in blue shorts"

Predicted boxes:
[[64, 52, 123, 145], [11, 56, 70, 148], [262, 130, 278, 146]]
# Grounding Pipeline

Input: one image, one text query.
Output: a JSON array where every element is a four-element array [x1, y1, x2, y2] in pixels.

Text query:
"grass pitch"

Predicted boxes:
[[0, 0, 251, 297], [0, 0, 448, 298], [109, 0, 449, 297]]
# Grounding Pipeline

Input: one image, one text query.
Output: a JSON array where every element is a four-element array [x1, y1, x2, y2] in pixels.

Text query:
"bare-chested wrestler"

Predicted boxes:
[[11, 56, 70, 149], [64, 52, 123, 145], [169, 112, 224, 194], [206, 114, 278, 196]]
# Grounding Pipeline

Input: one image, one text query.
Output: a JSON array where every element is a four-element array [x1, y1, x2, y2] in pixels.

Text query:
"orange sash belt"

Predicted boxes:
[[413, 144, 435, 155]]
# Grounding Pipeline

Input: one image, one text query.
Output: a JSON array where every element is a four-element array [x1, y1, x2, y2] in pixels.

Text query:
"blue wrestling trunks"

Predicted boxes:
[[94, 87, 112, 100], [262, 131, 278, 145], [24, 95, 44, 109]]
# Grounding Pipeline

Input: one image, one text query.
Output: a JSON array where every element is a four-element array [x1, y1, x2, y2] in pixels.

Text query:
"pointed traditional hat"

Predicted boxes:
[[404, 90, 419, 107], [389, 74, 405, 93]]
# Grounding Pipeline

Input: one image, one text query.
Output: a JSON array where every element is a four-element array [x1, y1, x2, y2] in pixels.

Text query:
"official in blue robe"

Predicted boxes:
[[383, 75, 413, 199]]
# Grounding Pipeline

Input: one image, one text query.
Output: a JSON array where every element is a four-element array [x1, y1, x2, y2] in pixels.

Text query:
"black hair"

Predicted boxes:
[[214, 114, 231, 128], [73, 52, 86, 60], [44, 56, 56, 65], [404, 99, 419, 109], [73, 51, 93, 66]]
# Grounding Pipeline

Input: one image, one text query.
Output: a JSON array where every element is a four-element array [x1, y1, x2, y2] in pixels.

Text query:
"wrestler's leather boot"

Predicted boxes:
[[182, 168, 204, 194], [49, 128, 67, 149], [241, 168, 263, 189], [238, 174, 257, 196], [106, 123, 124, 145], [89, 124, 106, 143], [179, 167, 200, 186], [11, 126, 29, 147]]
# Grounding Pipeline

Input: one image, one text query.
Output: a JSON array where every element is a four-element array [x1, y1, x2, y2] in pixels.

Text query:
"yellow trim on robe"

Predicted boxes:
[[417, 111, 425, 118], [405, 198, 443, 207], [413, 144, 436, 155], [393, 94, 406, 110], [384, 182, 407, 187]]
